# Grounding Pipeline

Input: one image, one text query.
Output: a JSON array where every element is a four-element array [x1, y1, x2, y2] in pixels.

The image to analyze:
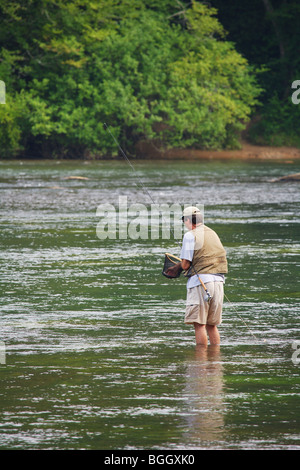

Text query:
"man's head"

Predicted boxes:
[[182, 206, 203, 226]]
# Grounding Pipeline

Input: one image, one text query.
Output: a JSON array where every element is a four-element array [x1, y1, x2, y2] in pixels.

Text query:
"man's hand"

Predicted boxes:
[[181, 259, 191, 271], [165, 262, 183, 278]]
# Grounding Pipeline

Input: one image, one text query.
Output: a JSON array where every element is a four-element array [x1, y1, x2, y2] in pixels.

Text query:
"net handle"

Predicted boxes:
[[165, 252, 182, 263]]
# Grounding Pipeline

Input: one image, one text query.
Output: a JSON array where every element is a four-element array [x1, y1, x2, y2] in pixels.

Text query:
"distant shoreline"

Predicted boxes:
[[3, 141, 300, 162], [135, 140, 300, 162]]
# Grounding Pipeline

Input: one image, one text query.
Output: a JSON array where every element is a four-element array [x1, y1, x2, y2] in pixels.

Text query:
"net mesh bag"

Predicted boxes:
[[162, 253, 183, 279]]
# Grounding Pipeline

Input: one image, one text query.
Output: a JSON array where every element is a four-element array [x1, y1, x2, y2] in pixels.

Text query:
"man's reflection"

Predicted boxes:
[[182, 345, 226, 445]]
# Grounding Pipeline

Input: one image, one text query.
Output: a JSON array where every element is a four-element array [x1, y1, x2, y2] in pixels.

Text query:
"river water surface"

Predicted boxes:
[[0, 158, 299, 450]]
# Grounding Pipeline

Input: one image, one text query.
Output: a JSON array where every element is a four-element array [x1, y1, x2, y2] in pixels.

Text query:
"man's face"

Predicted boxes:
[[183, 216, 193, 230]]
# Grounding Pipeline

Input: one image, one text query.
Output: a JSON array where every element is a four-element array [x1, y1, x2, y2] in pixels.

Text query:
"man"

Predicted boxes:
[[166, 206, 228, 346]]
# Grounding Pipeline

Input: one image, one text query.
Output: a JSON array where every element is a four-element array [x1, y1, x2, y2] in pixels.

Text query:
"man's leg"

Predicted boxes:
[[206, 324, 220, 345], [193, 323, 208, 346]]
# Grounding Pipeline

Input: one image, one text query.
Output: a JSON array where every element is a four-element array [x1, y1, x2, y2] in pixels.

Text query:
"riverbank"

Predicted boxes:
[[3, 140, 300, 162], [135, 140, 300, 162]]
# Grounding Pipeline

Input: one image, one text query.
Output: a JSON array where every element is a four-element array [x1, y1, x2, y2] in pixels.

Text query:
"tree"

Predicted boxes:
[[0, 0, 261, 158], [210, 0, 300, 146]]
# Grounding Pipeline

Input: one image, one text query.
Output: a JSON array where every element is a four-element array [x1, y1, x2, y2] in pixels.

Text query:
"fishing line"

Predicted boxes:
[[104, 123, 194, 251], [104, 123, 262, 342], [104, 123, 157, 207], [104, 123, 186, 250], [223, 292, 261, 342]]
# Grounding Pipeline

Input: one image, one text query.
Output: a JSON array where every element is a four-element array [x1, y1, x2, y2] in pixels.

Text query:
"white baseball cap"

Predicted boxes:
[[182, 206, 202, 218]]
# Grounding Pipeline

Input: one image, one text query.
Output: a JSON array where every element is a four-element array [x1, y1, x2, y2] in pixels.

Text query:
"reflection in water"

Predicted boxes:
[[182, 345, 225, 446]]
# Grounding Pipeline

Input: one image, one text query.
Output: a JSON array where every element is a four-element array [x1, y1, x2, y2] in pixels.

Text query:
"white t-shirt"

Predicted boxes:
[[180, 231, 225, 289]]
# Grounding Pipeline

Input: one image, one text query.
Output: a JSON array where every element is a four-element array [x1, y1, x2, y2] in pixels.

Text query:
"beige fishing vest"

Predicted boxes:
[[188, 224, 228, 275]]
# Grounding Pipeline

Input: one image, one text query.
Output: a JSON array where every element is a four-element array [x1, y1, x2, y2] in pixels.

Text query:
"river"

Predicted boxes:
[[0, 158, 299, 450]]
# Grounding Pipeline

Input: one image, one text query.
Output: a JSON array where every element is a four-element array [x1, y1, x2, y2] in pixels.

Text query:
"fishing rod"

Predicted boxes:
[[104, 123, 261, 342]]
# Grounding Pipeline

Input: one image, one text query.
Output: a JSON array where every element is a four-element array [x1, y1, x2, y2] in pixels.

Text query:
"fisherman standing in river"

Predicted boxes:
[[166, 206, 228, 346]]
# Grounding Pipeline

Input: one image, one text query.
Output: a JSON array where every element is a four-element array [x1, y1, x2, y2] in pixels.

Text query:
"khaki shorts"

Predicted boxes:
[[185, 282, 224, 326]]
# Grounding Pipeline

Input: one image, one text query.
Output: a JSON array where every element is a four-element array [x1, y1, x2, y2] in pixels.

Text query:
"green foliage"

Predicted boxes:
[[0, 0, 261, 158], [210, 0, 300, 148], [249, 94, 300, 147]]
